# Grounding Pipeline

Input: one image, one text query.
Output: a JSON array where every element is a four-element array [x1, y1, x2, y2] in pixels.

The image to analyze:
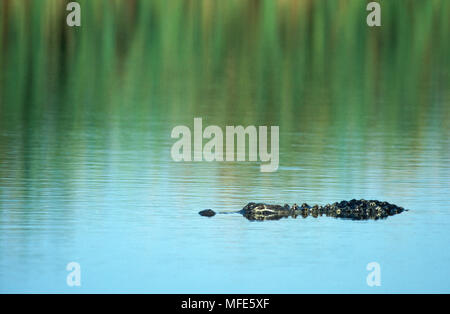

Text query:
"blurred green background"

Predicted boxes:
[[1, 0, 448, 129], [0, 0, 448, 188]]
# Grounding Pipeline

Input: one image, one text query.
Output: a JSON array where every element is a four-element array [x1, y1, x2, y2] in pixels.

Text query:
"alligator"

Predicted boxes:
[[199, 199, 406, 221]]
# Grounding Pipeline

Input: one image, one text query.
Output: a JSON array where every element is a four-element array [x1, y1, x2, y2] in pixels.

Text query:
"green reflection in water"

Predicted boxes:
[[0, 0, 449, 202]]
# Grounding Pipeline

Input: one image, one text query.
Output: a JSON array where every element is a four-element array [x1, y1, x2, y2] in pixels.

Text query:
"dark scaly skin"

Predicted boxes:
[[199, 199, 406, 221]]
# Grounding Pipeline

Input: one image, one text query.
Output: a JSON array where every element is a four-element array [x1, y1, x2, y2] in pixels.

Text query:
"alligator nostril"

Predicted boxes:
[[199, 209, 216, 217]]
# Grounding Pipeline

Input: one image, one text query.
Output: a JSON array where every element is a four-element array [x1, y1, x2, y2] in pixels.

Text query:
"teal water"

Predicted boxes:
[[0, 0, 449, 293]]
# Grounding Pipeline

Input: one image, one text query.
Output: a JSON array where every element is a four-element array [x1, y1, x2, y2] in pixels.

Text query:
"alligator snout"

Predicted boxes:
[[199, 209, 216, 217]]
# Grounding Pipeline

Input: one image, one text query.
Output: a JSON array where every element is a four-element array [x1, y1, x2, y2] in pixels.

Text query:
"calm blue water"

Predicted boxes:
[[0, 105, 449, 293]]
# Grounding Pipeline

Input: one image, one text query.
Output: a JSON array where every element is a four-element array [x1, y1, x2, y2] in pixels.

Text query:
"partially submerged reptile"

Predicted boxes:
[[199, 199, 406, 221]]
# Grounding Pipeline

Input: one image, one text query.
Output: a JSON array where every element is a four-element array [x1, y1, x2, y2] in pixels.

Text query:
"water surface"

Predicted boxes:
[[0, 0, 449, 293]]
